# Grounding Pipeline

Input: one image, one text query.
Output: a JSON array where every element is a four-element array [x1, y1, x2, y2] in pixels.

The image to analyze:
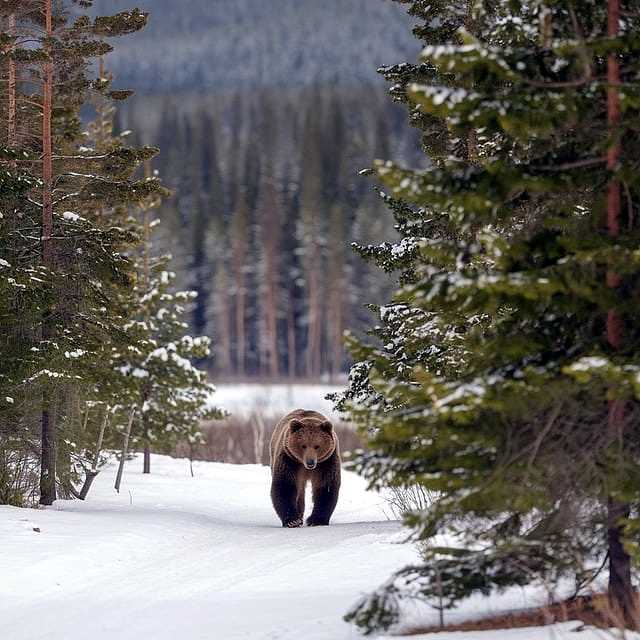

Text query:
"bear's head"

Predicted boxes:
[[286, 416, 335, 470]]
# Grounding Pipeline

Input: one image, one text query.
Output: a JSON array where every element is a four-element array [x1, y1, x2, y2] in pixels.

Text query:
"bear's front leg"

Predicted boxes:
[[307, 468, 340, 526], [271, 473, 303, 527]]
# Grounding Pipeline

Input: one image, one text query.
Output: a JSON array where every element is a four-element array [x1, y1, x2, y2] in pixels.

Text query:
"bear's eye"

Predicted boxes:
[[314, 445, 319, 450], [302, 445, 307, 450]]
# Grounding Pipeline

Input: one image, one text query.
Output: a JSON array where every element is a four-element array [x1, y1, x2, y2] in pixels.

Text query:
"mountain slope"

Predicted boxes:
[[97, 0, 419, 93]]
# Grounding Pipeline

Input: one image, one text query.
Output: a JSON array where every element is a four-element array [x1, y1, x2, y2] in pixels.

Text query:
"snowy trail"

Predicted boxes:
[[1, 455, 415, 640], [1, 455, 630, 640]]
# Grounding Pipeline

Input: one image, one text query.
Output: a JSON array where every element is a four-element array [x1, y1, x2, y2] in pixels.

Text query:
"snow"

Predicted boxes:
[[213, 383, 344, 420], [408, 625, 623, 640], [64, 349, 86, 359], [566, 357, 610, 372], [0, 455, 632, 639], [0, 454, 415, 640]]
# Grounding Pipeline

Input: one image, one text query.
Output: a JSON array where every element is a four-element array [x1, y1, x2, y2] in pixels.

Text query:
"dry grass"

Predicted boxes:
[[384, 484, 436, 520], [403, 593, 640, 635], [175, 414, 362, 465]]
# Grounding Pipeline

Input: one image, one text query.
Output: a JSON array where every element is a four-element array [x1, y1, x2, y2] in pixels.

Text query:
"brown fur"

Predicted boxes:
[[269, 409, 341, 527]]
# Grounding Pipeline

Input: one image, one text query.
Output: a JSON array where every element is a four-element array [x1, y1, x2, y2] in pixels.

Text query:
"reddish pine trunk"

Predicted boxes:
[[7, 11, 16, 150], [40, 0, 56, 506], [42, 2, 53, 267], [605, 0, 634, 623]]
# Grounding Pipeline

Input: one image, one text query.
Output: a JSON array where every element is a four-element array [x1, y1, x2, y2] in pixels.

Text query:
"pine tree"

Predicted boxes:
[[0, 1, 185, 504], [34, 1, 156, 504], [341, 0, 640, 632]]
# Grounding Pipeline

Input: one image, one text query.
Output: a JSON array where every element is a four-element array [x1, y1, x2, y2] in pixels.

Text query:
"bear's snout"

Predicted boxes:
[[304, 458, 317, 470]]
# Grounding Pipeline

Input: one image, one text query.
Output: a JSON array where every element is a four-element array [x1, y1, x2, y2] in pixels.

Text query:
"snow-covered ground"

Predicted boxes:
[[0, 455, 631, 640], [212, 383, 343, 419]]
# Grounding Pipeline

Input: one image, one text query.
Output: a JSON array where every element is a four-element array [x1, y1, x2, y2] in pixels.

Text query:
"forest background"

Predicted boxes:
[[103, 0, 422, 380]]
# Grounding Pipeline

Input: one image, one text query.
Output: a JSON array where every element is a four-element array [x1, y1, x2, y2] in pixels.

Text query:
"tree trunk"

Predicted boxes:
[[42, 0, 54, 266], [215, 263, 232, 375], [259, 175, 280, 378], [78, 406, 109, 500], [264, 260, 279, 379], [287, 303, 296, 378], [608, 498, 634, 622], [330, 294, 342, 378], [78, 471, 98, 500], [140, 171, 152, 477], [39, 401, 56, 505], [327, 205, 344, 379], [39, 0, 56, 507], [7, 11, 16, 150], [605, 0, 633, 622], [235, 285, 245, 375], [306, 244, 322, 378], [114, 406, 136, 493], [143, 443, 150, 474], [231, 193, 248, 376]]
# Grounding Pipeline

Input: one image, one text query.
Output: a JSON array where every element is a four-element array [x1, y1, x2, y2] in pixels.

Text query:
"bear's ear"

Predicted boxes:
[[320, 421, 333, 433], [290, 420, 304, 433]]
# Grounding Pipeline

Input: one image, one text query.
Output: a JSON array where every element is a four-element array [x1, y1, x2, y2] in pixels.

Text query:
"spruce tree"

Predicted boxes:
[[341, 0, 640, 632], [109, 258, 224, 475]]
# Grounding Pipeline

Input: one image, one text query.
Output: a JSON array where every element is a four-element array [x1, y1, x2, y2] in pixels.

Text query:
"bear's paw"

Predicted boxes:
[[283, 517, 303, 528]]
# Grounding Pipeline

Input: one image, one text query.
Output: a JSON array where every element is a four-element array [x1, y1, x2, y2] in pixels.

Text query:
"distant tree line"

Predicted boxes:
[[119, 88, 423, 379], [88, 0, 418, 93]]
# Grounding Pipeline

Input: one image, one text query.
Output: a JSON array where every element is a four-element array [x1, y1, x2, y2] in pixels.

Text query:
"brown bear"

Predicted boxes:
[[269, 409, 341, 528]]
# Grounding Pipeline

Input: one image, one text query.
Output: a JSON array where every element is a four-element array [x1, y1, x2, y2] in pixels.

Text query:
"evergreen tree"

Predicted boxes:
[[0, 1, 157, 504], [0, 1, 222, 503], [109, 256, 224, 475], [341, 0, 640, 632]]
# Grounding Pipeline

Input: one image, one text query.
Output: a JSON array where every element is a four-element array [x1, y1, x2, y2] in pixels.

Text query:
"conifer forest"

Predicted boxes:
[[2, 2, 640, 639]]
